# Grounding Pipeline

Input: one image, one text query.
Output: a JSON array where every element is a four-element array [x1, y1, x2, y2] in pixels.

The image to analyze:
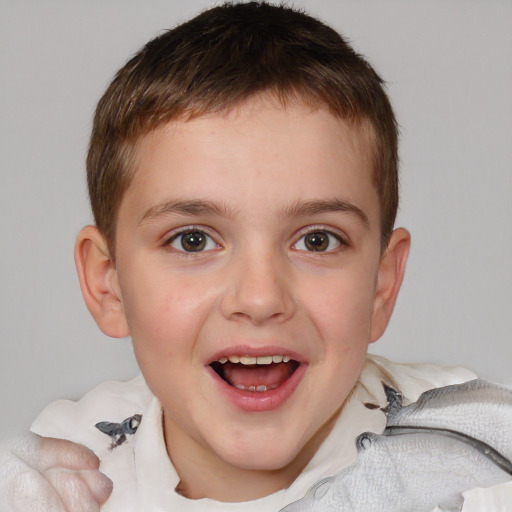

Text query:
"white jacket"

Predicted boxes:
[[30, 355, 511, 511]]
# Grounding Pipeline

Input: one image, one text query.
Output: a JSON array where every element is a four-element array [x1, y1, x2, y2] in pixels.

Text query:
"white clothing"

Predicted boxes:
[[30, 355, 511, 511]]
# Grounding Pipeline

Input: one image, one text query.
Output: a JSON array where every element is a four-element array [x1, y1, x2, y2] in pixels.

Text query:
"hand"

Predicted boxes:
[[0, 432, 112, 511]]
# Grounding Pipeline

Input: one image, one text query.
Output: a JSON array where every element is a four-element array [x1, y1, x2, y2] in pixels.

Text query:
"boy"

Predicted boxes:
[[1, 2, 510, 511]]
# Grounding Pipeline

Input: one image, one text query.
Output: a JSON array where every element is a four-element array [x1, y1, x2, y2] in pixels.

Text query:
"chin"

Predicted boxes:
[[217, 432, 308, 472]]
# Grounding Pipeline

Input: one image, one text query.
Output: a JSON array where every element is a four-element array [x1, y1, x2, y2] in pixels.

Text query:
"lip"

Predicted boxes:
[[206, 345, 308, 412]]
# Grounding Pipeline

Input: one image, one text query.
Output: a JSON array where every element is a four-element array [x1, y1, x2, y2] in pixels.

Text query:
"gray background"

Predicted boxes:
[[1, 0, 511, 435]]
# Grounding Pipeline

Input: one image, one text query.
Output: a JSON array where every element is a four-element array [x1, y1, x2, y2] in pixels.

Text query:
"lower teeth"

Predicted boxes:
[[234, 384, 277, 392]]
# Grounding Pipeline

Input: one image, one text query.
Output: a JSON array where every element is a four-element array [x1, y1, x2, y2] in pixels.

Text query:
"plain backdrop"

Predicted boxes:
[[1, 0, 511, 435]]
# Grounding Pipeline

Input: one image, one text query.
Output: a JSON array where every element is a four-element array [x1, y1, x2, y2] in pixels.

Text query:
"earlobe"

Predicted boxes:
[[74, 226, 130, 338], [369, 227, 411, 343]]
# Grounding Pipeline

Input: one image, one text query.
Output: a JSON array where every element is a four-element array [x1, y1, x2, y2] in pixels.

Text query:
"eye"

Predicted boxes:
[[294, 230, 342, 252], [169, 229, 219, 252]]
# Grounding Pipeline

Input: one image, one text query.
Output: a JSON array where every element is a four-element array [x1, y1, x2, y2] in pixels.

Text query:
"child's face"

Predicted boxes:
[[108, 94, 402, 490]]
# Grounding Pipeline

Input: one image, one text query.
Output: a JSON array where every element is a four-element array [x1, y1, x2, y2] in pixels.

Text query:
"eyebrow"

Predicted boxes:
[[139, 197, 369, 228], [282, 199, 370, 228], [139, 199, 237, 225]]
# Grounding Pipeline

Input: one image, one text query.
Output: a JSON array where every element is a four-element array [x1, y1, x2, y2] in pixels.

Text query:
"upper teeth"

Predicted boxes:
[[217, 355, 291, 365]]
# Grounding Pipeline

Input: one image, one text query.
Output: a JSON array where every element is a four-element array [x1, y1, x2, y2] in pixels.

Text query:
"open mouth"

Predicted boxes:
[[209, 355, 300, 392]]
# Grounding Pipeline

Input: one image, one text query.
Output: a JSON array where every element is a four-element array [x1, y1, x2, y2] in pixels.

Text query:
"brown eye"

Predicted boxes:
[[181, 231, 206, 251], [169, 230, 217, 252], [294, 230, 342, 252], [304, 232, 329, 251]]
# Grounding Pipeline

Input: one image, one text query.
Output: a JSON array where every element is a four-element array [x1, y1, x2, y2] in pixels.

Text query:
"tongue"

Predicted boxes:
[[223, 362, 291, 389]]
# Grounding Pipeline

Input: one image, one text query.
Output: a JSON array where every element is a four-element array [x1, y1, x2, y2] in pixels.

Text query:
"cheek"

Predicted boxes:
[[306, 269, 377, 343], [120, 265, 218, 353]]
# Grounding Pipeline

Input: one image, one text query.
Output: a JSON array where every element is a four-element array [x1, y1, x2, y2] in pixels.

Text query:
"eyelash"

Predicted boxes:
[[165, 226, 220, 254], [292, 226, 347, 253], [164, 225, 348, 254]]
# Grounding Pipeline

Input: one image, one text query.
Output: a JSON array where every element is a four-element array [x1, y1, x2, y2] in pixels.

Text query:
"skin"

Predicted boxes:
[[75, 94, 410, 502]]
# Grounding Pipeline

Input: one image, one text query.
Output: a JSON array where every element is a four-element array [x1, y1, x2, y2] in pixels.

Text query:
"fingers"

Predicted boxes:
[[4, 433, 100, 472], [4, 469, 68, 512], [77, 469, 113, 505], [36, 436, 114, 507], [0, 433, 113, 512], [37, 436, 114, 503], [38, 437, 100, 472], [6, 467, 112, 512], [44, 468, 112, 512]]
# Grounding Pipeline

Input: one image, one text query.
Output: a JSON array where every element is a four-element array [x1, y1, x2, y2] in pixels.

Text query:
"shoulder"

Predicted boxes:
[[30, 375, 153, 451], [363, 353, 477, 403]]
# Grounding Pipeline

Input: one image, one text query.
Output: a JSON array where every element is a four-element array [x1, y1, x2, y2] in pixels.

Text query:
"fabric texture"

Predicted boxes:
[[30, 355, 510, 511]]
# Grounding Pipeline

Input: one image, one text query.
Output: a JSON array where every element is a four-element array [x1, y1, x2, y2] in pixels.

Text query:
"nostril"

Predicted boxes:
[[219, 263, 295, 324], [220, 295, 295, 325]]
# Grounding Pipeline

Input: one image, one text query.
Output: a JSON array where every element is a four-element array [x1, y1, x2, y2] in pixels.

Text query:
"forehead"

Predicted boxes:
[[122, 95, 380, 226]]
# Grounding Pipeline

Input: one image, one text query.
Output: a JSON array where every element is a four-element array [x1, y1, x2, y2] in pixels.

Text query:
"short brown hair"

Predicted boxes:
[[87, 1, 398, 254]]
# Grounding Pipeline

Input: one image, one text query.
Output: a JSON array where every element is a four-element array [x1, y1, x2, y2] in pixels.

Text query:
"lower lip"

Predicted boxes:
[[207, 363, 307, 413]]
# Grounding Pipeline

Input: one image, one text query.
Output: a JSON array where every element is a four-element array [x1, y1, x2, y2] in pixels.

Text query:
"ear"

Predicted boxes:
[[74, 225, 129, 338], [369, 227, 410, 343]]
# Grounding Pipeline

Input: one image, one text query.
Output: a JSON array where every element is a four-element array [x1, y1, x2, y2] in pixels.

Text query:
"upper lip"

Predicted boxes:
[[206, 345, 306, 366]]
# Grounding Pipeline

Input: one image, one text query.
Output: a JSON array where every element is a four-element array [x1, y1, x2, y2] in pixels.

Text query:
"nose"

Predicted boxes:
[[220, 250, 295, 325]]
